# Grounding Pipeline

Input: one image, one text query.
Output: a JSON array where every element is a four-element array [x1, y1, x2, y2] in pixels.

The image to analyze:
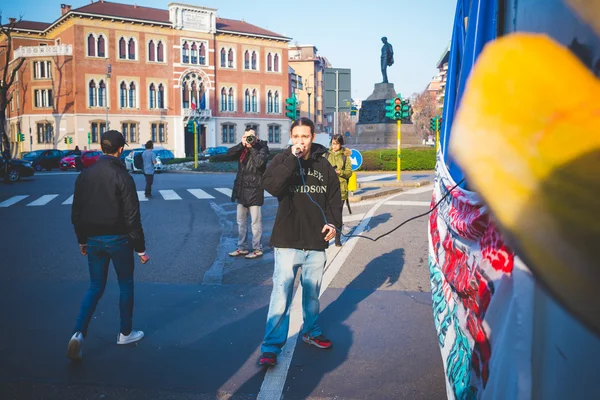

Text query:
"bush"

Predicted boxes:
[[361, 148, 435, 171], [209, 148, 285, 163], [167, 157, 193, 164]]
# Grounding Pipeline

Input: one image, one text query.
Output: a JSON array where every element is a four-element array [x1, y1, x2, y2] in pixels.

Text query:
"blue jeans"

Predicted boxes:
[[74, 235, 135, 337], [261, 248, 326, 355]]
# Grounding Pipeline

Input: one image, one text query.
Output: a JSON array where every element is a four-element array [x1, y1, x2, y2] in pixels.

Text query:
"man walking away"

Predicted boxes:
[[227, 127, 270, 259], [258, 117, 342, 367], [68, 130, 150, 360], [142, 140, 156, 198], [73, 145, 83, 172]]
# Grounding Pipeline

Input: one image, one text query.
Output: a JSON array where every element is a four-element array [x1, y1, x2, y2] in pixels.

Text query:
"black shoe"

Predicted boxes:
[[259, 352, 277, 367]]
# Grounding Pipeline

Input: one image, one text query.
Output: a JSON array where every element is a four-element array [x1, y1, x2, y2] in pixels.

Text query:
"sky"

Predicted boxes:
[[1, 0, 457, 101]]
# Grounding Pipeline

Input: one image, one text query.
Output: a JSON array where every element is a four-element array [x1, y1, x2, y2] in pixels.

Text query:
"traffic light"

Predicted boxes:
[[385, 94, 406, 120], [385, 98, 396, 119], [64, 137, 68, 144], [87, 132, 91, 144], [17, 132, 25, 142], [186, 120, 196, 134], [285, 96, 297, 120], [400, 99, 410, 119], [430, 116, 442, 131], [68, 137, 73, 144], [350, 106, 358, 116]]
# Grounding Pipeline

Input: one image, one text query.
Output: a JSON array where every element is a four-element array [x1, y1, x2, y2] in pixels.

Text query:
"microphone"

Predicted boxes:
[[294, 148, 302, 157]]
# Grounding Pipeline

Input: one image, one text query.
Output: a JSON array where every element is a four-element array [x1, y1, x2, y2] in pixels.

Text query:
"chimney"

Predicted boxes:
[[61, 4, 72, 16], [8, 17, 16, 24]]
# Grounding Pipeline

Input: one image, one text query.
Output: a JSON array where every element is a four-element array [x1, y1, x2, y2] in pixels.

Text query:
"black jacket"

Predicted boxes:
[[227, 140, 270, 206], [263, 143, 342, 251], [71, 155, 145, 252]]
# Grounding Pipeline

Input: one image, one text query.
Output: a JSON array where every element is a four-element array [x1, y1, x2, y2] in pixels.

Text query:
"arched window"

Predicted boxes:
[[97, 34, 105, 58], [98, 80, 106, 107], [149, 83, 156, 109], [220, 87, 227, 111], [87, 34, 95, 57], [148, 40, 155, 62], [267, 90, 273, 113], [251, 89, 257, 112], [267, 53, 272, 72], [182, 82, 189, 109], [220, 48, 226, 67], [120, 81, 127, 108], [191, 81, 197, 107], [129, 82, 136, 108], [244, 50, 250, 70], [228, 48, 234, 68], [157, 41, 164, 62], [191, 42, 198, 64], [274, 90, 280, 113], [199, 42, 206, 64], [119, 38, 126, 59], [274, 53, 279, 72], [158, 84, 165, 109], [228, 88, 234, 111], [89, 80, 97, 107], [251, 51, 257, 70], [128, 38, 136, 60], [244, 89, 250, 112]]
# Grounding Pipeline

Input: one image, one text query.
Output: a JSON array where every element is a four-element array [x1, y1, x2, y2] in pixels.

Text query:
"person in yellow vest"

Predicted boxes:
[[326, 134, 353, 246]]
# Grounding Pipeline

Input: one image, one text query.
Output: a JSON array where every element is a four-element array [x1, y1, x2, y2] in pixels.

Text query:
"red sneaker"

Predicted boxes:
[[302, 334, 332, 349], [259, 352, 277, 367]]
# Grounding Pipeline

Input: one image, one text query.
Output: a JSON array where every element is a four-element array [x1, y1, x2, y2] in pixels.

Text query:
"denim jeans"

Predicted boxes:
[[236, 204, 262, 251], [144, 174, 154, 197], [73, 234, 135, 337], [261, 248, 326, 355]]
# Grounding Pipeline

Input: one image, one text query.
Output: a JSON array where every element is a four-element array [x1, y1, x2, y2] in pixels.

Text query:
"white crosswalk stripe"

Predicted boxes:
[[62, 195, 74, 205], [159, 189, 181, 200], [137, 191, 148, 202], [187, 189, 215, 199], [215, 188, 233, 197], [0, 195, 29, 208], [27, 194, 58, 207]]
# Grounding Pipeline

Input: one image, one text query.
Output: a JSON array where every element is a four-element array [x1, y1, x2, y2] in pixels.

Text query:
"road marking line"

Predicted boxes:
[[384, 200, 430, 206], [187, 189, 215, 199], [159, 190, 181, 200], [0, 195, 29, 208], [257, 190, 408, 400], [62, 195, 74, 205], [26, 194, 58, 207], [137, 191, 148, 201], [343, 213, 366, 223], [215, 188, 233, 197], [357, 173, 394, 182]]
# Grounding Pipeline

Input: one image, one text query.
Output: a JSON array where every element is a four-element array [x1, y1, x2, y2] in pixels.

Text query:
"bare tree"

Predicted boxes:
[[50, 53, 74, 148], [335, 112, 355, 138], [0, 15, 26, 183], [411, 90, 439, 140]]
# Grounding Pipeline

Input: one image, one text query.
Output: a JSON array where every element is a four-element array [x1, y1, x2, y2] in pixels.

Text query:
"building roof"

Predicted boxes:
[[7, 1, 289, 40], [436, 42, 451, 68]]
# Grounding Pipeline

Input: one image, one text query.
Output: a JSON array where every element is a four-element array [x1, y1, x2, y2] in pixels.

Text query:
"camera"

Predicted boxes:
[[245, 135, 255, 144]]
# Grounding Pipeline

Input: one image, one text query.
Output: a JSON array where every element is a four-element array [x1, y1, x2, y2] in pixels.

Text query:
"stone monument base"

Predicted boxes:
[[347, 82, 421, 147]]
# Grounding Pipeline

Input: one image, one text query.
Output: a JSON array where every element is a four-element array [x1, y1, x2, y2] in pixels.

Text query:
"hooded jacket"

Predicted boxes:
[[227, 140, 270, 207], [71, 155, 145, 252], [263, 143, 342, 250], [326, 147, 353, 201]]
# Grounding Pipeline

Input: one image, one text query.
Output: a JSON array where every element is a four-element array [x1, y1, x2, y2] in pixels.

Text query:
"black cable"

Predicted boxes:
[[295, 155, 465, 242]]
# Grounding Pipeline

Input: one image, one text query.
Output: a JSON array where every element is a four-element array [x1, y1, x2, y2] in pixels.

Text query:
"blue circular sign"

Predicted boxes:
[[350, 149, 363, 171]]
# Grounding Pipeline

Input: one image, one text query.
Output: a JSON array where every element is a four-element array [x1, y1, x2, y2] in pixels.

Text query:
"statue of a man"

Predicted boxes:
[[380, 37, 394, 84]]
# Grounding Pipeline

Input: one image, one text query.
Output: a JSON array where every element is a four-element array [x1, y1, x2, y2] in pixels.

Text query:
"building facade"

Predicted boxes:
[[2, 1, 292, 157]]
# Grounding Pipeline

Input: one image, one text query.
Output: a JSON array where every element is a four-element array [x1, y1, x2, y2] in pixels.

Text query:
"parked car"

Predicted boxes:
[[59, 150, 102, 171], [0, 157, 35, 182], [124, 147, 173, 173], [22, 149, 65, 171], [199, 146, 228, 160]]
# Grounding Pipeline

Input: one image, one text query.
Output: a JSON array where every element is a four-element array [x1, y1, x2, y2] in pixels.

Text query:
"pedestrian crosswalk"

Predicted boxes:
[[0, 188, 274, 209]]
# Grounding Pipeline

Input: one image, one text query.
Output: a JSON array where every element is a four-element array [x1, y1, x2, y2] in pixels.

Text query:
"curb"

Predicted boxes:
[[358, 180, 431, 189], [348, 187, 404, 203]]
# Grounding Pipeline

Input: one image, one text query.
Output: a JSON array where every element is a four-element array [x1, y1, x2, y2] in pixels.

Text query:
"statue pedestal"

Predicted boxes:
[[348, 82, 421, 147]]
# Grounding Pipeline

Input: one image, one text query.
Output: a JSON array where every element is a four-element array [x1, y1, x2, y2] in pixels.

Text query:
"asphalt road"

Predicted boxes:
[[0, 170, 444, 400]]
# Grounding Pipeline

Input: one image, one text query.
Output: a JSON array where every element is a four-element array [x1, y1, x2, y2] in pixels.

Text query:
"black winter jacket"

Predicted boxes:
[[263, 143, 342, 251], [227, 140, 270, 207], [71, 155, 146, 252]]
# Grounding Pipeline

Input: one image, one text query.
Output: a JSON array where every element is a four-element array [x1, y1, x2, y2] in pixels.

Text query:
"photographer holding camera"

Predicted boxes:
[[227, 127, 270, 259]]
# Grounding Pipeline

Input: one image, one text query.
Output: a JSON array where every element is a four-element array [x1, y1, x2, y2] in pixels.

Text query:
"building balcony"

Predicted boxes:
[[183, 108, 212, 120], [13, 44, 73, 59]]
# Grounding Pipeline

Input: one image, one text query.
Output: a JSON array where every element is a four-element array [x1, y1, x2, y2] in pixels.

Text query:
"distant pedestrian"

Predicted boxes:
[[73, 145, 83, 172], [142, 140, 157, 198], [68, 130, 149, 360], [326, 134, 353, 246], [227, 127, 270, 259]]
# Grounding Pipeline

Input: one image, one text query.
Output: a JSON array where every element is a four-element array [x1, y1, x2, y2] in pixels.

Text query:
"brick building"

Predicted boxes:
[[2, 1, 292, 157]]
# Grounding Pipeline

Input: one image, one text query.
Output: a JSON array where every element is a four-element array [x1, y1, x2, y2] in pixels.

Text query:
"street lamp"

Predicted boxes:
[[305, 79, 313, 121], [105, 64, 111, 129]]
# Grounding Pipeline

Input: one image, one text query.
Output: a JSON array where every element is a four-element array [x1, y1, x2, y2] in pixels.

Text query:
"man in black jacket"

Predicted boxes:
[[258, 117, 342, 367], [67, 130, 149, 360], [227, 127, 270, 259]]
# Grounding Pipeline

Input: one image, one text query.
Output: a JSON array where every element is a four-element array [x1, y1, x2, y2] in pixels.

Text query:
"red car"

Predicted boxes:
[[59, 150, 102, 170]]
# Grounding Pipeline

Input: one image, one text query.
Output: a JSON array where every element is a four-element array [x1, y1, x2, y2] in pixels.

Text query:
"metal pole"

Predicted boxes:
[[193, 120, 198, 169], [334, 70, 339, 136], [308, 93, 311, 120], [435, 118, 440, 153], [397, 119, 402, 181]]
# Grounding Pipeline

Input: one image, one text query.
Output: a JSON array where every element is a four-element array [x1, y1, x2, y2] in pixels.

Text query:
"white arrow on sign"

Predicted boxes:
[[351, 157, 358, 166]]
